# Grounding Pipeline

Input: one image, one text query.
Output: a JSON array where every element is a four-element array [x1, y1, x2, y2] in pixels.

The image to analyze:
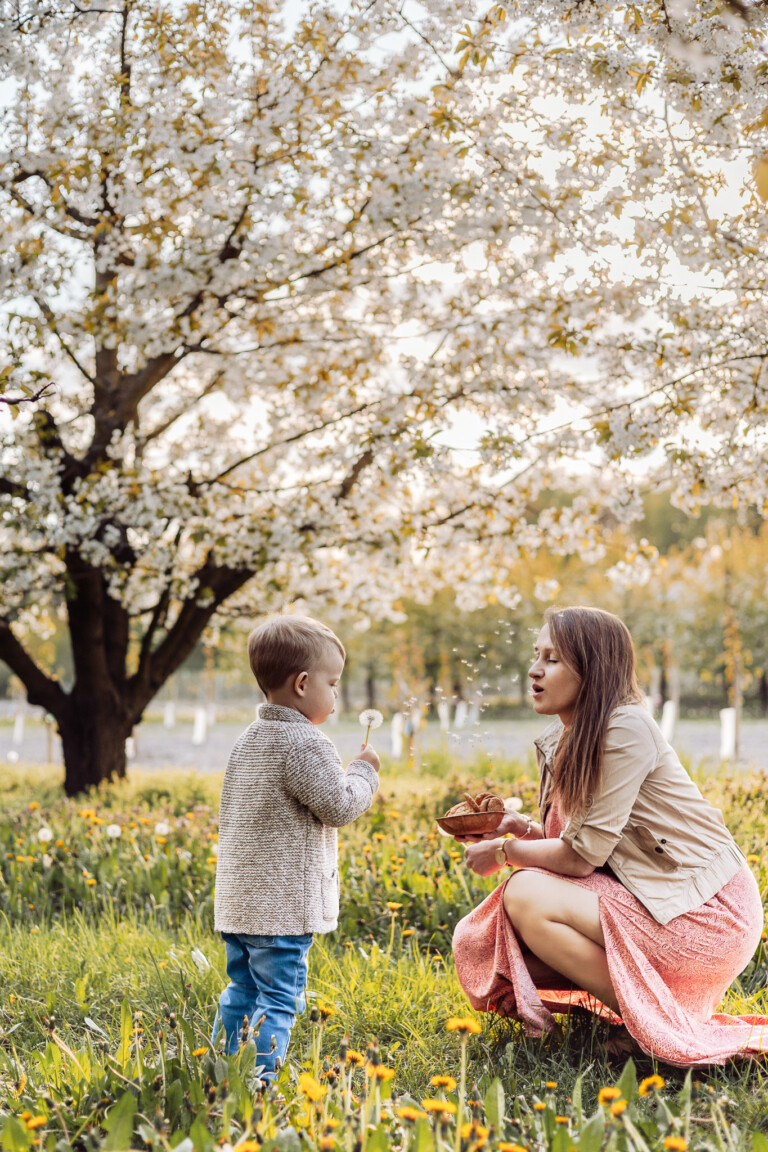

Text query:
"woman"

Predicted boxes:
[[453, 606, 768, 1067]]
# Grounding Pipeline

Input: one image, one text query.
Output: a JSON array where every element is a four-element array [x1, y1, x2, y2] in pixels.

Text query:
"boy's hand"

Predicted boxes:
[[356, 744, 380, 772]]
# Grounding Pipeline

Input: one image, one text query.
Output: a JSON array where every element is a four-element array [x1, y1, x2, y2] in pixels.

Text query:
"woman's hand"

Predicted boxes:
[[454, 811, 530, 845], [463, 838, 508, 876]]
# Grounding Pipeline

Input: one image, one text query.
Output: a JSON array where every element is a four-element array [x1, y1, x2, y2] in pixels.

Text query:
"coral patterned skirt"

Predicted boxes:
[[452, 807, 768, 1067]]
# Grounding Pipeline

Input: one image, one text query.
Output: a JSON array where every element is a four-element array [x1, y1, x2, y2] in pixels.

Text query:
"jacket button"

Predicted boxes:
[[660, 838, 667, 844], [655, 846, 664, 853]]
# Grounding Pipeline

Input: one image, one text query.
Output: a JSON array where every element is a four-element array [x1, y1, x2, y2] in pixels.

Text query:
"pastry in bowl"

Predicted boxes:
[[436, 791, 505, 836]]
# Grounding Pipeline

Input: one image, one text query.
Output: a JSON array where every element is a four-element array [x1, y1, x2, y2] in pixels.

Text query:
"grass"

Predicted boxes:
[[1, 754, 768, 1151]]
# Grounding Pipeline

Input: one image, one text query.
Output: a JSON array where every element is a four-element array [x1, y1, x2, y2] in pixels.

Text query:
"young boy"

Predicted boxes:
[[212, 614, 380, 1078]]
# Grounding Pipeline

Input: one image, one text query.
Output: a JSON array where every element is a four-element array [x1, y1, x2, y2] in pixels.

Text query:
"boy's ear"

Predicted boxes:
[[294, 671, 308, 696]]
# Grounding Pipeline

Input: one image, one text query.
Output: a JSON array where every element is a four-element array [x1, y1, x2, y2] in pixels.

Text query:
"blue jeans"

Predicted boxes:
[[212, 932, 313, 1076]]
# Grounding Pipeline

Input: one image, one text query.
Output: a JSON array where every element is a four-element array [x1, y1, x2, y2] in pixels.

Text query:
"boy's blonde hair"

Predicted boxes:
[[247, 615, 345, 694]]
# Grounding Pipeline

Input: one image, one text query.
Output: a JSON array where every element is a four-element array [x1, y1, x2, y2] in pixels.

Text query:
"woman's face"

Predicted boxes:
[[528, 623, 581, 726]]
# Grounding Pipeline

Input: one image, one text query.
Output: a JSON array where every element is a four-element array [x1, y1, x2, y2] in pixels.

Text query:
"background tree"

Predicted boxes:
[[3, 0, 768, 793]]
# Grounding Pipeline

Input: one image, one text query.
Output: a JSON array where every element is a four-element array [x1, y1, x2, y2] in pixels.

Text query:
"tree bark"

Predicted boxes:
[[58, 691, 133, 796]]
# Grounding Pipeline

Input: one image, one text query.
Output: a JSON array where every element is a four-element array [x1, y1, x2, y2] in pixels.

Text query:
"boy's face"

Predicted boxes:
[[295, 648, 345, 724]]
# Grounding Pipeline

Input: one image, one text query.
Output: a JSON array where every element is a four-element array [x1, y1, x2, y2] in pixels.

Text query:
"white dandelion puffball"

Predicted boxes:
[[106, 824, 122, 838], [359, 709, 384, 730], [504, 797, 523, 812], [37, 827, 53, 843], [154, 821, 170, 836]]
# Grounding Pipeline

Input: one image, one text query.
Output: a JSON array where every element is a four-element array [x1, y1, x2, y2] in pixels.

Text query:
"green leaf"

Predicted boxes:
[[679, 1070, 692, 1142], [367, 1127, 390, 1152], [576, 1111, 604, 1152], [752, 1133, 768, 1152], [484, 1078, 505, 1131], [117, 996, 132, 1065], [274, 1128, 302, 1152], [572, 1073, 583, 1128], [615, 1057, 637, 1103], [102, 1091, 137, 1151], [166, 1079, 183, 1124], [413, 1117, 435, 1152], [1, 1117, 32, 1152], [189, 1117, 213, 1152]]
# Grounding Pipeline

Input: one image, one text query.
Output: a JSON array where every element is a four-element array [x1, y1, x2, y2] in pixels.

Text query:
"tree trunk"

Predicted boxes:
[[58, 694, 133, 796], [760, 670, 768, 716], [365, 664, 376, 710]]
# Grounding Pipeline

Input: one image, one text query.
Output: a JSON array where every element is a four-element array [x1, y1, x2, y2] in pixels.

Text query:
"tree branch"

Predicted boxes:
[[34, 296, 97, 385], [128, 560, 254, 715], [0, 617, 67, 715], [203, 401, 373, 485]]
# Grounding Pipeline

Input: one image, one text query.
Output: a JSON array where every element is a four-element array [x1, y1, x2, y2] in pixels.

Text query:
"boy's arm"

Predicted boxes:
[[284, 738, 379, 827]]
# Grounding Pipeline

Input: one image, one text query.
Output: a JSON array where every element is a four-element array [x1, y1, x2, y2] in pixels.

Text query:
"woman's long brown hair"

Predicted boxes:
[[546, 606, 643, 818]]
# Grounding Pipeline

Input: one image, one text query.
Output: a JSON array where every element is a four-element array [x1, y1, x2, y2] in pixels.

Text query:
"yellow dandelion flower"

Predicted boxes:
[[498, 1144, 528, 1152], [663, 1140, 687, 1151], [533, 1102, 546, 1112], [747, 854, 760, 863], [20, 1113, 32, 1121], [403, 929, 415, 937], [597, 1087, 622, 1105], [319, 1139, 335, 1150], [545, 1081, 557, 1089], [397, 1107, 425, 1122], [319, 1005, 335, 1019], [192, 1047, 208, 1057], [555, 1117, 569, 1125], [28, 802, 41, 811], [366, 1063, 395, 1081], [460, 1123, 489, 1143], [298, 1073, 326, 1101], [421, 1099, 457, 1116], [324, 1120, 340, 1130], [373, 833, 385, 842], [610, 1100, 627, 1116], [445, 1016, 481, 1034], [386, 902, 403, 911], [430, 1075, 457, 1091], [25, 1118, 47, 1130], [86, 878, 97, 886], [238, 1143, 261, 1152], [345, 1049, 365, 1066], [638, 1075, 665, 1096]]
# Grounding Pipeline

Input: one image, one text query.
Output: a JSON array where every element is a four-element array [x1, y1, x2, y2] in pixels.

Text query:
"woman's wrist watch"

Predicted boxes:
[[494, 840, 510, 867]]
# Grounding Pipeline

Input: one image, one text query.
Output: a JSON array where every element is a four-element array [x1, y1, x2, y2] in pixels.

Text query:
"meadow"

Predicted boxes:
[[2, 753, 768, 1152]]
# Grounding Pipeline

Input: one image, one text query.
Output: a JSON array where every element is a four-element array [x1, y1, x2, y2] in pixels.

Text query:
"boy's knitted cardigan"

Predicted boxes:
[[214, 703, 379, 936]]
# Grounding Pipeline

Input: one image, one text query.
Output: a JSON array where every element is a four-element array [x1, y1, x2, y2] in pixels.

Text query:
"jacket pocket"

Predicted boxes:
[[629, 824, 680, 872], [321, 870, 340, 920]]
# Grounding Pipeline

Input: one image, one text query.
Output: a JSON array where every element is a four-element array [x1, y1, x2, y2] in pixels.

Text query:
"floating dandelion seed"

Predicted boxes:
[[359, 708, 383, 744]]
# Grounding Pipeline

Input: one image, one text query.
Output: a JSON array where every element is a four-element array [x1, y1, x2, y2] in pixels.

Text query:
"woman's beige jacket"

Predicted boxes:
[[535, 704, 745, 925]]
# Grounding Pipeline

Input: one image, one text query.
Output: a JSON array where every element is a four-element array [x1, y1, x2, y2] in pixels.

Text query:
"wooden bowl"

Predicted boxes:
[[436, 810, 504, 836]]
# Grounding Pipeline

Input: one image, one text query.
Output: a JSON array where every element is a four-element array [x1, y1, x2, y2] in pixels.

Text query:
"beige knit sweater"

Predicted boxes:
[[214, 703, 379, 936]]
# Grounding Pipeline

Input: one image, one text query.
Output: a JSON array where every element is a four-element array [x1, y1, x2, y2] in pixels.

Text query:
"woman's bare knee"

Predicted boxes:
[[503, 870, 547, 927]]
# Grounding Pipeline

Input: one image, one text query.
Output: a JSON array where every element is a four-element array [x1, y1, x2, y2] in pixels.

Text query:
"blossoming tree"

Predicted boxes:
[[1, 0, 767, 792]]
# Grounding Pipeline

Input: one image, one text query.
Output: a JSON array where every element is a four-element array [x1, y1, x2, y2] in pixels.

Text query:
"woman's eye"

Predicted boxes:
[[547, 657, 558, 663]]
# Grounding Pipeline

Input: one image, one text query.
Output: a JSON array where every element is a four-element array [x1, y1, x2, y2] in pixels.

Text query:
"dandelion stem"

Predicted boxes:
[[454, 1036, 467, 1152]]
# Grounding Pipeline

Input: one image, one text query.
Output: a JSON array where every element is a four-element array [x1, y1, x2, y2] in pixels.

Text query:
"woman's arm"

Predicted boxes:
[[455, 810, 544, 843], [463, 834, 594, 878]]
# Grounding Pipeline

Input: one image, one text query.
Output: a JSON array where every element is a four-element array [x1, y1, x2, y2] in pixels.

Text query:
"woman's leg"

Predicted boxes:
[[503, 870, 620, 1015]]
